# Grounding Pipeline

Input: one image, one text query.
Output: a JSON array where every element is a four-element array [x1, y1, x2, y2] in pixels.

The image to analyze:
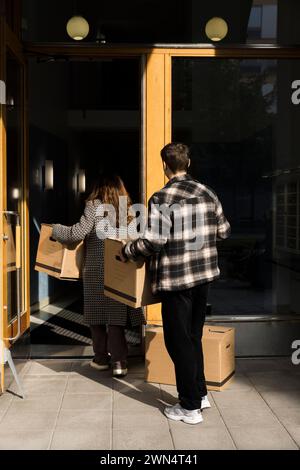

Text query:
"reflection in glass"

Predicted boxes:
[[172, 57, 300, 316], [247, 2, 277, 43]]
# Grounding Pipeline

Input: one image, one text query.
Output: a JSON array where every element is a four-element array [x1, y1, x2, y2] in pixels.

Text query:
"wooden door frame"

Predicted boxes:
[[0, 19, 30, 357], [0, 18, 7, 390]]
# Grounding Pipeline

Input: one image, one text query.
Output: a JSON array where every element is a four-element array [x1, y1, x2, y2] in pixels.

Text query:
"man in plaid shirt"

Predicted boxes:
[[121, 143, 230, 425]]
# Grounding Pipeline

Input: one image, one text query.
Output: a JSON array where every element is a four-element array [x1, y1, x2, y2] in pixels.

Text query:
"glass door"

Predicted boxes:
[[0, 21, 30, 393], [171, 55, 300, 355]]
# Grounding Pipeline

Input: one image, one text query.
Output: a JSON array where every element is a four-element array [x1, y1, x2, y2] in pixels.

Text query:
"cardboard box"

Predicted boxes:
[[104, 238, 160, 308], [35, 224, 83, 280], [145, 325, 235, 391]]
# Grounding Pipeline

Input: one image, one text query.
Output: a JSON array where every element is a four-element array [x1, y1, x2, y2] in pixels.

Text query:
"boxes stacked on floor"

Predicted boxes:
[[97, 236, 234, 390], [35, 224, 83, 280], [145, 325, 235, 391]]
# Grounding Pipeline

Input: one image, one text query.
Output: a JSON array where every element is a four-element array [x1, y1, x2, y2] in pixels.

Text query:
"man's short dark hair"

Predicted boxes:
[[161, 143, 190, 174]]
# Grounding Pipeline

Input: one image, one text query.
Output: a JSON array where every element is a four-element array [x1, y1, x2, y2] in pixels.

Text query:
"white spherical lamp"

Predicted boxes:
[[66, 15, 89, 41], [205, 17, 228, 42]]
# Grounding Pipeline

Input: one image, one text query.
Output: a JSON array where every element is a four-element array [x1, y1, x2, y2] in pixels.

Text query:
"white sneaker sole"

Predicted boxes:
[[90, 361, 110, 371], [113, 368, 128, 377], [201, 400, 211, 410], [164, 410, 203, 425]]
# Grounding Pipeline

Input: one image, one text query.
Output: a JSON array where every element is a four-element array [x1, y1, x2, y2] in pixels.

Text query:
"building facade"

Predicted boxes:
[[1, 0, 300, 391]]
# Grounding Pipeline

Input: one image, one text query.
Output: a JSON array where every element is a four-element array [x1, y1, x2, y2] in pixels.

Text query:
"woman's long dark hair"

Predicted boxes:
[[87, 174, 132, 226]]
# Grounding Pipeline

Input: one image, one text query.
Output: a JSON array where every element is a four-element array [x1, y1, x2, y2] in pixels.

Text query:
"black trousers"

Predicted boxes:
[[90, 325, 128, 363], [160, 282, 210, 410]]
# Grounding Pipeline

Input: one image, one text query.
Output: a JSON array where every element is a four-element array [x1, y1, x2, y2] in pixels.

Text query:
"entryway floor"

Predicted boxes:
[[0, 357, 300, 450]]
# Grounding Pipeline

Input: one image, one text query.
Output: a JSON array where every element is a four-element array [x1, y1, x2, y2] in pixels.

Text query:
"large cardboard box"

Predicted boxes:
[[145, 325, 235, 391], [35, 224, 83, 280], [104, 238, 160, 308]]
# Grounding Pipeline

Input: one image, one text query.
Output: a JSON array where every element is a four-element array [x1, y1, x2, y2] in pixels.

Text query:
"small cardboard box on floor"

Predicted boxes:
[[35, 224, 83, 280], [104, 238, 160, 308], [145, 325, 235, 391]]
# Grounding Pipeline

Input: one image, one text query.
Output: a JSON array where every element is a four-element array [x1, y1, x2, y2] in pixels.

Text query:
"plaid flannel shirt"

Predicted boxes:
[[124, 174, 231, 294]]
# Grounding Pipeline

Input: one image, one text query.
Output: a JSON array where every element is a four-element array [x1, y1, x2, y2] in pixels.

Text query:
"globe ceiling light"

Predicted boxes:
[[66, 15, 89, 41], [205, 17, 228, 42]]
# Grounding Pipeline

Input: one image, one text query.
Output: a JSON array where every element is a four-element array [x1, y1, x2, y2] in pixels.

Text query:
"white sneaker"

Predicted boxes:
[[164, 403, 203, 425], [201, 395, 211, 410], [112, 361, 128, 377]]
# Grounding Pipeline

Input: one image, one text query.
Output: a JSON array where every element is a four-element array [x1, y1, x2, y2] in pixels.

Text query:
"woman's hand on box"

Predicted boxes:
[[118, 241, 128, 263]]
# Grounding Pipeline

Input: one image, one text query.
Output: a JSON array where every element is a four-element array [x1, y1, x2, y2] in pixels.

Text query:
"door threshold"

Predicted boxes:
[[29, 344, 142, 359]]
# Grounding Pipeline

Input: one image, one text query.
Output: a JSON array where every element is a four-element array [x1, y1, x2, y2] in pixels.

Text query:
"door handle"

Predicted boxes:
[[1, 211, 22, 342]]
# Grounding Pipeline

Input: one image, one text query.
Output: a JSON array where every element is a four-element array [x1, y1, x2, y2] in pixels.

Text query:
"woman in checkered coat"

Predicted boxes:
[[52, 174, 145, 377]]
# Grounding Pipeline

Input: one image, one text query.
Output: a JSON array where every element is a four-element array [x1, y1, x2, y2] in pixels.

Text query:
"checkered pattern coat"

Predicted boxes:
[[52, 200, 144, 327], [124, 174, 231, 294]]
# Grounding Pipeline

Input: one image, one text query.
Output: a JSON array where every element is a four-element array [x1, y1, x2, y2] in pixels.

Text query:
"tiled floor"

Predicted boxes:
[[0, 357, 300, 450]]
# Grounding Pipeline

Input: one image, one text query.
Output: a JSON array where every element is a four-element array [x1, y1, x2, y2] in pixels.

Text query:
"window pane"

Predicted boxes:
[[172, 57, 300, 316]]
